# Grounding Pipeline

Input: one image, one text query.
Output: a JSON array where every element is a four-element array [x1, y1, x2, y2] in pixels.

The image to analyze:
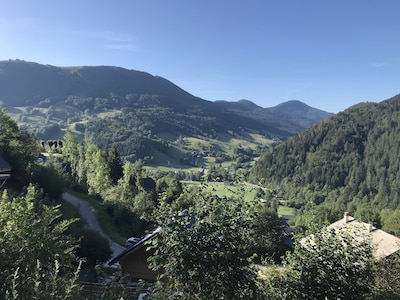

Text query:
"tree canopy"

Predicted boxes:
[[250, 95, 400, 231], [149, 193, 259, 299], [0, 187, 80, 298]]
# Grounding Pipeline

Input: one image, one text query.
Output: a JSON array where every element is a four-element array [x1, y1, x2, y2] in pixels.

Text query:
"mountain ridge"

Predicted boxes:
[[249, 93, 400, 215], [0, 59, 333, 161], [0, 59, 330, 114]]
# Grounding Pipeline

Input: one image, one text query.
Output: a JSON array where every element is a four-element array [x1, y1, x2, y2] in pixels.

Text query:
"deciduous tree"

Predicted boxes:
[[0, 186, 80, 298], [277, 226, 375, 299], [149, 193, 259, 299]]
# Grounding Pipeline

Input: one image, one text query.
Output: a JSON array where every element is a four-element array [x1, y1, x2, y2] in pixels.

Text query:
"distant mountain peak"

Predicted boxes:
[[268, 100, 333, 116], [272, 100, 312, 111]]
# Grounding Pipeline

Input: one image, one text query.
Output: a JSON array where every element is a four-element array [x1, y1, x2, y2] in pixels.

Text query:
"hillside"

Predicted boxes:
[[0, 59, 331, 162], [249, 94, 400, 213]]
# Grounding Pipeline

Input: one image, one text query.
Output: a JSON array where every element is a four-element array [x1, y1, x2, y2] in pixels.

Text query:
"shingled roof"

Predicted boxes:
[[327, 212, 400, 259]]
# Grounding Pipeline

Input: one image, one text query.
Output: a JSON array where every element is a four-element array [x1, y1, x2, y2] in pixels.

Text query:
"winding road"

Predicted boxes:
[[61, 192, 125, 258]]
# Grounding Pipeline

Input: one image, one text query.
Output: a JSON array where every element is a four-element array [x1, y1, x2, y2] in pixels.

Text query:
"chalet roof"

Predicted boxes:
[[108, 227, 161, 266], [0, 157, 11, 172], [327, 213, 400, 259]]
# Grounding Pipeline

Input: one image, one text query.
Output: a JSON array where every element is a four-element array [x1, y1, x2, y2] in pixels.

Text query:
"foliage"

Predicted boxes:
[[149, 192, 260, 299], [0, 187, 80, 298], [373, 252, 400, 299], [62, 131, 87, 188], [75, 229, 112, 269], [84, 143, 110, 196], [155, 176, 182, 205], [381, 209, 400, 237], [250, 96, 400, 233], [0, 109, 40, 189], [5, 260, 81, 300], [31, 162, 68, 199], [63, 135, 156, 237], [247, 204, 285, 262], [268, 226, 375, 299], [107, 144, 123, 185]]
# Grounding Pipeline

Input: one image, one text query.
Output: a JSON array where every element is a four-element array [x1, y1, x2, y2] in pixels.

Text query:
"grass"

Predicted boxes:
[[60, 197, 80, 219], [277, 205, 296, 216], [66, 189, 126, 246], [182, 181, 296, 217], [182, 181, 261, 202]]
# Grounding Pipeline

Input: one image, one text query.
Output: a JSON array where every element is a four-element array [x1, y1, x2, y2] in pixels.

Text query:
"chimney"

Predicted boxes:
[[343, 212, 350, 224]]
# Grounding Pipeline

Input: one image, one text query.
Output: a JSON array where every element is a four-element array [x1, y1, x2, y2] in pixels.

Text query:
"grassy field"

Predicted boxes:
[[144, 132, 275, 173], [277, 205, 296, 216], [182, 181, 296, 217], [182, 181, 259, 202]]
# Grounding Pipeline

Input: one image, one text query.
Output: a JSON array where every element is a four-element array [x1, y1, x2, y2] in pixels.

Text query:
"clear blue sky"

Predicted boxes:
[[1, 0, 400, 113]]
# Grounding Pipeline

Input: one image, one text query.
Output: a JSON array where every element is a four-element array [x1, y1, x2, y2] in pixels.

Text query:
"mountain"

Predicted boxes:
[[265, 100, 330, 128], [249, 94, 400, 213], [0, 59, 208, 109], [0, 59, 332, 161]]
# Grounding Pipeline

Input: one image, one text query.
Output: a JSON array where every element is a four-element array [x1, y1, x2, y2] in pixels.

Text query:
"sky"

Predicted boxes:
[[1, 1, 400, 113]]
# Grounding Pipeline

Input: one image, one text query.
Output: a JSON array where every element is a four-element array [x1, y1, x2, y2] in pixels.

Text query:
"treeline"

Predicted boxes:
[[74, 105, 251, 162], [249, 95, 400, 233], [0, 109, 66, 196], [63, 133, 150, 236], [61, 132, 282, 245]]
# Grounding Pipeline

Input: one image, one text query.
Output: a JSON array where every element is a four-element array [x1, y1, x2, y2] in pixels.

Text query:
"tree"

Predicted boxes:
[[149, 193, 259, 299], [31, 162, 67, 199], [76, 229, 112, 268], [373, 252, 400, 299], [0, 109, 40, 189], [0, 186, 80, 298], [107, 144, 124, 185], [276, 226, 375, 299], [248, 204, 285, 262], [156, 176, 183, 205], [62, 131, 84, 185], [382, 209, 400, 237], [84, 143, 110, 196], [118, 160, 143, 199]]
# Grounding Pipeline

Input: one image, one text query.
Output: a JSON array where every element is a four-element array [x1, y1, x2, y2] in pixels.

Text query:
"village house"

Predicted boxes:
[[301, 212, 400, 260], [327, 212, 400, 259], [108, 227, 162, 281]]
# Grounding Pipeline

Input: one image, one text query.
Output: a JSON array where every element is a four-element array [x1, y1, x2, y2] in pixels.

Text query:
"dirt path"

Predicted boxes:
[[61, 192, 125, 258]]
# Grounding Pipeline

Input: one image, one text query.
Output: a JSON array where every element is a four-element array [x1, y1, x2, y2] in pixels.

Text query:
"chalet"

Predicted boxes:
[[108, 227, 162, 281], [302, 212, 400, 259], [0, 156, 11, 188], [327, 212, 400, 259]]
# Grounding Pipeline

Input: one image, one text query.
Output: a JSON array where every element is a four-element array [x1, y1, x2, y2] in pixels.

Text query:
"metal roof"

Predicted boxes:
[[108, 227, 162, 266]]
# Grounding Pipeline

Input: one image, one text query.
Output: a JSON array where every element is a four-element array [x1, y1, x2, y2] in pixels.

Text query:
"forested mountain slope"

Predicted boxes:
[[0, 60, 331, 157], [250, 94, 400, 213]]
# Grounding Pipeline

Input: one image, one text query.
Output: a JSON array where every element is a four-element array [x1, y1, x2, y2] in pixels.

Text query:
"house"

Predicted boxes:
[[326, 212, 400, 259], [0, 156, 11, 188], [108, 227, 162, 281]]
